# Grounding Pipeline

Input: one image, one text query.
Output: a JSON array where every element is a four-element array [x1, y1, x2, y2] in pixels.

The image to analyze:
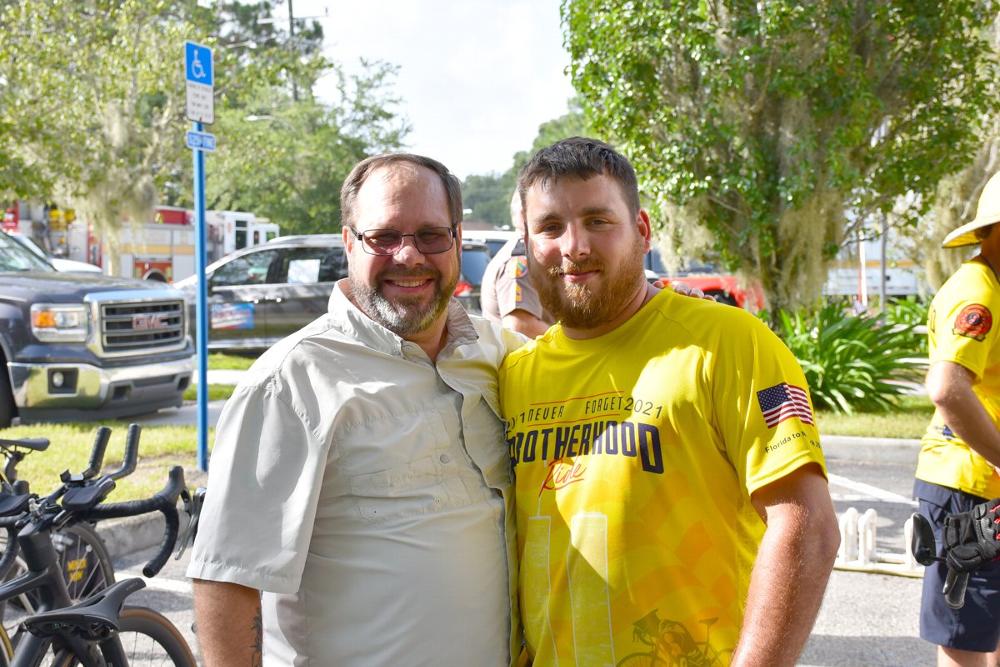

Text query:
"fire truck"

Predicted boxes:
[[68, 207, 279, 282]]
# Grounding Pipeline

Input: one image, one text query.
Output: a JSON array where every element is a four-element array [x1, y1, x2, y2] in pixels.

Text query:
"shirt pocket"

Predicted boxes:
[[348, 452, 459, 523]]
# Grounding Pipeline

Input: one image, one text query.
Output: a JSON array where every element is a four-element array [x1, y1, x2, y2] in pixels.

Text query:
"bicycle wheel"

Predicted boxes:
[[2, 523, 115, 638], [33, 607, 195, 667], [103, 606, 196, 667]]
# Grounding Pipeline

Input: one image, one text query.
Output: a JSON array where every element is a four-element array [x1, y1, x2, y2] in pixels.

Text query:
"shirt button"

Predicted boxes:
[[440, 453, 451, 464]]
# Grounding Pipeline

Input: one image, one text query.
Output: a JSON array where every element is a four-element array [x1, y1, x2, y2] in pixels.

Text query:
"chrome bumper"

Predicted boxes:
[[9, 357, 193, 411]]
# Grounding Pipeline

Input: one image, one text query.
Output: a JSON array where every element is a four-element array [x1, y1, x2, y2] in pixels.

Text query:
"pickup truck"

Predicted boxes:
[[0, 232, 193, 427]]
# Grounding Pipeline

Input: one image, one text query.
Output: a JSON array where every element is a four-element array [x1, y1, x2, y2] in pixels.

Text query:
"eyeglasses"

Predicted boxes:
[[347, 225, 457, 256]]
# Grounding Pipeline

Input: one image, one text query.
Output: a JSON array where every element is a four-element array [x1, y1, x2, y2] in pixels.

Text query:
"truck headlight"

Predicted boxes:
[[30, 304, 89, 342]]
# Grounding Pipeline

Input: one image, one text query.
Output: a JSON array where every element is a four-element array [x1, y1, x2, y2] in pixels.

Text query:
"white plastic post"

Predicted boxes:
[[858, 508, 878, 564], [838, 507, 859, 563]]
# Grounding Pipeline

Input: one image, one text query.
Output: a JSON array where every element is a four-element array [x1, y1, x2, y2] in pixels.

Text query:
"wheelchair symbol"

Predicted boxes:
[[191, 54, 206, 80]]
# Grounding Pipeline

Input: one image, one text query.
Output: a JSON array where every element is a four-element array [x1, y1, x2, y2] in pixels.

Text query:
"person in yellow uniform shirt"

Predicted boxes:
[[914, 170, 1000, 667], [500, 137, 840, 667]]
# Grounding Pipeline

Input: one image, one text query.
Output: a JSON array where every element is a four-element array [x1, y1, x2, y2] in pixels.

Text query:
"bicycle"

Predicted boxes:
[[616, 609, 726, 666], [0, 431, 115, 640], [0, 423, 196, 666]]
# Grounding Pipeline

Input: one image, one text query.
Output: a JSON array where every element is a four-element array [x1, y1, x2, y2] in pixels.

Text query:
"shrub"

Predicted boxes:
[[774, 301, 925, 414], [883, 295, 930, 357]]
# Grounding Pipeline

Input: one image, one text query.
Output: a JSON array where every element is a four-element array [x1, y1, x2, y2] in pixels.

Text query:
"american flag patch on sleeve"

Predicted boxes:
[[756, 383, 814, 428]]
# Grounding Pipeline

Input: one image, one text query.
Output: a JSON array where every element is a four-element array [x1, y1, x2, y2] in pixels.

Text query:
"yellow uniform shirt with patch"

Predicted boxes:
[[916, 258, 1000, 498], [499, 289, 826, 667]]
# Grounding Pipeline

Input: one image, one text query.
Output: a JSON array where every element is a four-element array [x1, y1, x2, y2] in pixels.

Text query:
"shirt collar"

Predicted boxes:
[[328, 280, 479, 358]]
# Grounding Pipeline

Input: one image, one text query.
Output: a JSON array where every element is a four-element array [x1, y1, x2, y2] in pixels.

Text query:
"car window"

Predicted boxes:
[[211, 249, 281, 287], [645, 249, 668, 275], [0, 234, 54, 272], [272, 246, 346, 284], [485, 240, 508, 257], [460, 246, 492, 287]]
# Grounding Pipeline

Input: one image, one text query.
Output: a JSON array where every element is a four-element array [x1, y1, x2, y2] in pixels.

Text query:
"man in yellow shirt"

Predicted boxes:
[[500, 137, 840, 666], [914, 170, 1000, 667]]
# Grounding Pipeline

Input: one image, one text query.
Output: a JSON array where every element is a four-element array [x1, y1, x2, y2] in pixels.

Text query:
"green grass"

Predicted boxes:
[[183, 384, 236, 402], [207, 353, 258, 371], [0, 423, 209, 501], [816, 395, 934, 439]]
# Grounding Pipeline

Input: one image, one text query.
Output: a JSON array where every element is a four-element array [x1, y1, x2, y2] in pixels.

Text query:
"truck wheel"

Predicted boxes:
[[0, 367, 13, 429]]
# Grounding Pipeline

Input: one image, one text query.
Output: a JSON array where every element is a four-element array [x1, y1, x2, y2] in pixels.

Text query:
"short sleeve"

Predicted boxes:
[[713, 315, 826, 496], [496, 256, 545, 320], [931, 293, 998, 381], [186, 378, 329, 594]]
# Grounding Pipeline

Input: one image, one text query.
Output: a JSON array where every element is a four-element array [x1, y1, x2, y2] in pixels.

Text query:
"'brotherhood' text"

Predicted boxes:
[[507, 419, 664, 474]]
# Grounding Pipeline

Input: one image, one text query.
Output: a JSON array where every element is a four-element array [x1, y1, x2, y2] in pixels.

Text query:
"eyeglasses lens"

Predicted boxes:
[[361, 228, 454, 255]]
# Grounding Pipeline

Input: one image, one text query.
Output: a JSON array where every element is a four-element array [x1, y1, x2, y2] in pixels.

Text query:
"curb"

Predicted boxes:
[[97, 507, 191, 561]]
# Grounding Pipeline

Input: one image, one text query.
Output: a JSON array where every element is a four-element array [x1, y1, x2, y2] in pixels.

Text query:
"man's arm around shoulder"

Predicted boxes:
[[193, 579, 263, 667], [731, 463, 839, 667]]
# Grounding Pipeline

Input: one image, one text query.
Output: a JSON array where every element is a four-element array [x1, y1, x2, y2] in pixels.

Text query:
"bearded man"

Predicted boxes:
[[188, 154, 523, 666], [499, 137, 840, 667]]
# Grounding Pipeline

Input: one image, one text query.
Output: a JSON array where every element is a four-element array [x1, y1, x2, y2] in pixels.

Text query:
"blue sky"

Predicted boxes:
[[295, 0, 577, 178]]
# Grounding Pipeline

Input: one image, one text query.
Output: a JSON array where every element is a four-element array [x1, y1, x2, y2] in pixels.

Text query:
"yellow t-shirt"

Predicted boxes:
[[916, 258, 1000, 498], [499, 289, 825, 667]]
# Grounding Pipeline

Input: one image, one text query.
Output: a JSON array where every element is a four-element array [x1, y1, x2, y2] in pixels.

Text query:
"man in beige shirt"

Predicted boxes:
[[188, 153, 522, 666], [480, 191, 552, 337]]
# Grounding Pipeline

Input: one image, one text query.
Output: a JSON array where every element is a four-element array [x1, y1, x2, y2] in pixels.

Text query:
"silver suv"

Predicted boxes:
[[175, 235, 348, 352]]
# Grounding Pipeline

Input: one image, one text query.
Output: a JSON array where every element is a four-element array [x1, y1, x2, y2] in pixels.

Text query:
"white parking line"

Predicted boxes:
[[827, 473, 918, 508]]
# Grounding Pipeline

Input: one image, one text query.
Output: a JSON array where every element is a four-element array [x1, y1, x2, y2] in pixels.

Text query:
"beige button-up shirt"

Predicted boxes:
[[188, 281, 524, 666]]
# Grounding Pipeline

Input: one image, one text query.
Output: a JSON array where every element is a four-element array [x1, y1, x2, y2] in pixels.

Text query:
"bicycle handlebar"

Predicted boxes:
[[104, 424, 140, 482], [83, 465, 186, 578], [82, 426, 111, 480]]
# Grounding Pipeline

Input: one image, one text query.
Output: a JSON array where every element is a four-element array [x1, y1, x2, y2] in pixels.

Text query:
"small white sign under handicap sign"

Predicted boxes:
[[186, 130, 216, 152]]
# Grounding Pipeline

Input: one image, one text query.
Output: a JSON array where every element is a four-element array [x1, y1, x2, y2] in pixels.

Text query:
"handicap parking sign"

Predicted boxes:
[[185, 41, 214, 124], [185, 42, 213, 86]]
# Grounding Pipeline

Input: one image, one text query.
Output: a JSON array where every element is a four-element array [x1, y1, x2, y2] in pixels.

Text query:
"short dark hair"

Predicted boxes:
[[516, 137, 640, 217], [341, 153, 463, 228], [975, 223, 996, 241]]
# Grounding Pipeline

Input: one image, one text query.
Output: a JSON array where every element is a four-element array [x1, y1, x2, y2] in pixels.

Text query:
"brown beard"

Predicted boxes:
[[529, 233, 647, 330]]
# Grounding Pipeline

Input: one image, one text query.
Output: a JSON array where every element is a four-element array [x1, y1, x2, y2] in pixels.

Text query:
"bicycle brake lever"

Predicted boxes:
[[174, 487, 206, 560]]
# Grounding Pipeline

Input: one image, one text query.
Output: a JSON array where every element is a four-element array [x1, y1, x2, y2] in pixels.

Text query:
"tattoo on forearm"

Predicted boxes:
[[251, 607, 263, 667]]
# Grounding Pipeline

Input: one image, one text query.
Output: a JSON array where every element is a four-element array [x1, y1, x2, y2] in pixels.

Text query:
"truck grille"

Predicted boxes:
[[100, 300, 185, 352]]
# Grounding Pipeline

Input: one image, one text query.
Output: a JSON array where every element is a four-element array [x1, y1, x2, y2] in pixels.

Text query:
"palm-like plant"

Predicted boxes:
[[775, 302, 925, 414]]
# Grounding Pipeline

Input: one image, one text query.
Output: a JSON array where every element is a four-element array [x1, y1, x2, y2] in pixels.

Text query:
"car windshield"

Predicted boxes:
[[0, 234, 54, 272], [461, 246, 492, 286]]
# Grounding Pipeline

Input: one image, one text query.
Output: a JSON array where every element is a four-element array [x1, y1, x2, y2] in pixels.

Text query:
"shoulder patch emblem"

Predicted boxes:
[[513, 257, 528, 279], [954, 304, 992, 341]]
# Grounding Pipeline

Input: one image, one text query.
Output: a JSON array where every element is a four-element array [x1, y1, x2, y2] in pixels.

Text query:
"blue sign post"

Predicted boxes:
[[185, 41, 214, 472]]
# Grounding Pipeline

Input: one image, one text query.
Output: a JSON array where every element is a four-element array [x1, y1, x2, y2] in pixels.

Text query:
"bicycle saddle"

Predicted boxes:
[[0, 492, 30, 516], [22, 578, 146, 640], [0, 437, 49, 451]]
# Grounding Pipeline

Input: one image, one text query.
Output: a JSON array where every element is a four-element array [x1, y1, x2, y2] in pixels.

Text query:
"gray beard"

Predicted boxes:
[[349, 273, 456, 338]]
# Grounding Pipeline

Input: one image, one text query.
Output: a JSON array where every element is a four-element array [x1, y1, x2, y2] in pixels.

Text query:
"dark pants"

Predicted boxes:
[[916, 479, 1000, 652]]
